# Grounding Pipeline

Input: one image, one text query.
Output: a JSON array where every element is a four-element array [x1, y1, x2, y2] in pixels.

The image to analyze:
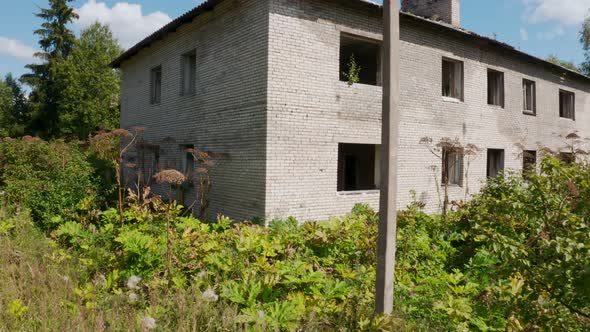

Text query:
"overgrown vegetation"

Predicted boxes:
[[0, 138, 100, 226], [0, 136, 588, 331]]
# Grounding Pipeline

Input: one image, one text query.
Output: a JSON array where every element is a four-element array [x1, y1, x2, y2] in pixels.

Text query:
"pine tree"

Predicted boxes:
[[21, 0, 78, 138]]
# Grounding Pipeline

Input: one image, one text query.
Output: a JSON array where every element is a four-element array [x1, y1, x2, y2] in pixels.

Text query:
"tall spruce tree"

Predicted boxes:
[[21, 0, 78, 138]]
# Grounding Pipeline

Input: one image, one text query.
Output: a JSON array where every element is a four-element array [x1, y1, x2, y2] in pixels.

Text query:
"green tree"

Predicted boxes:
[[580, 16, 590, 76], [2, 74, 30, 137], [546, 55, 580, 73], [54, 23, 123, 139], [0, 79, 13, 137], [21, 0, 78, 138]]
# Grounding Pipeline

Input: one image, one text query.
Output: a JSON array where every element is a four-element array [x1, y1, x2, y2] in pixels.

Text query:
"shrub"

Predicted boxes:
[[0, 138, 99, 228], [453, 156, 590, 329]]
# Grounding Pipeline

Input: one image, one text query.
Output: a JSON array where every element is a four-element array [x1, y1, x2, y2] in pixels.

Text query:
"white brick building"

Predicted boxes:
[[114, 0, 590, 221]]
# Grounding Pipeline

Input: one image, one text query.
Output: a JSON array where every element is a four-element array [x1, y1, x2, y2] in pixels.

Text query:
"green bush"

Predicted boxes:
[[453, 156, 590, 329], [0, 137, 99, 228]]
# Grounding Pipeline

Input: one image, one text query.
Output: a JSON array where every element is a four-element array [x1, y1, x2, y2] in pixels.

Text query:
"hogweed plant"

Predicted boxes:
[[90, 127, 144, 223], [154, 169, 186, 282], [561, 131, 590, 162], [187, 148, 222, 221], [420, 137, 479, 224]]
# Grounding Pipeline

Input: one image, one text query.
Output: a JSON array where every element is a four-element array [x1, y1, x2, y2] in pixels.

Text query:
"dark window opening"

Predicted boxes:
[[559, 152, 575, 165], [487, 149, 505, 178], [150, 66, 162, 104], [337, 143, 380, 191], [487, 69, 505, 107], [182, 144, 195, 176], [442, 147, 464, 186], [181, 50, 196, 96], [523, 150, 537, 179], [523, 79, 536, 114], [559, 90, 575, 120], [136, 144, 160, 187], [442, 58, 464, 100], [339, 34, 382, 86]]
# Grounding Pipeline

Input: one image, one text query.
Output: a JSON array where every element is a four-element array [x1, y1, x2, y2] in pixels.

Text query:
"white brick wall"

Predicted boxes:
[[265, 0, 590, 221], [119, 0, 590, 222], [120, 0, 270, 221]]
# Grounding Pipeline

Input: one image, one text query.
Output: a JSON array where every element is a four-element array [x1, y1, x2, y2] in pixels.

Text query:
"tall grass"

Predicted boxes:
[[0, 211, 254, 332]]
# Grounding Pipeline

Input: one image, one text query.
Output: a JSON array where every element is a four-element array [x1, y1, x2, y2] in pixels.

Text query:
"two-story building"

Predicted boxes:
[[113, 0, 590, 221]]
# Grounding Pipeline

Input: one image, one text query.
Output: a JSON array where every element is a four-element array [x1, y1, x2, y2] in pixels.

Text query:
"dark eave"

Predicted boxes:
[[111, 0, 590, 83], [111, 0, 224, 68]]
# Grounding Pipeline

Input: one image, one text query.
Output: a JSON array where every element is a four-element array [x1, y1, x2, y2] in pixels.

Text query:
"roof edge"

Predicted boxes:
[[111, 0, 223, 68], [111, 0, 590, 83]]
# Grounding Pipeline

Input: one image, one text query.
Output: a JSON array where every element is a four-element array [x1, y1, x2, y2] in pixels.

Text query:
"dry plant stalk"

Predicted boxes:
[[420, 136, 479, 224], [186, 148, 221, 221], [153, 168, 188, 282], [90, 127, 144, 224]]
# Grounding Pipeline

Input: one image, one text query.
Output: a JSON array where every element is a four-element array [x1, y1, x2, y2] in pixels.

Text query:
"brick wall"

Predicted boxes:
[[119, 0, 590, 222], [265, 0, 590, 221], [119, 0, 270, 221]]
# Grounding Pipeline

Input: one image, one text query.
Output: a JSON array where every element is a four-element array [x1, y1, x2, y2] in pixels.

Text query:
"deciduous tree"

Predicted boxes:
[[54, 23, 123, 139]]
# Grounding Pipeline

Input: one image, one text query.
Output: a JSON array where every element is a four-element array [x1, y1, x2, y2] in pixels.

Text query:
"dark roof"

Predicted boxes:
[[111, 0, 224, 68], [111, 0, 590, 83]]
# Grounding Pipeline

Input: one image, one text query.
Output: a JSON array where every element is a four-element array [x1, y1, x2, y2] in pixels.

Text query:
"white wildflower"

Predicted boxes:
[[63, 275, 69, 283], [202, 288, 219, 302], [257, 310, 265, 319], [196, 271, 207, 279], [128, 292, 138, 302], [94, 273, 107, 286], [140, 315, 156, 330], [127, 276, 142, 290]]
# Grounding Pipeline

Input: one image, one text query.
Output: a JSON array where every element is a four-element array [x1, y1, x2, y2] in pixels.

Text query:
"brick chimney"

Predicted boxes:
[[402, 0, 461, 27]]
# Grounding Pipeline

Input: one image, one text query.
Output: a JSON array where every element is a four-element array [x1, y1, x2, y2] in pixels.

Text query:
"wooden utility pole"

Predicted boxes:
[[375, 0, 400, 315]]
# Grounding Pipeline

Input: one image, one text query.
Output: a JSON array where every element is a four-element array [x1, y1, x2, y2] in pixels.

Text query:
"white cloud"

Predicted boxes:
[[74, 0, 172, 49], [523, 0, 590, 26], [520, 28, 529, 41], [536, 25, 566, 40], [0, 37, 37, 62]]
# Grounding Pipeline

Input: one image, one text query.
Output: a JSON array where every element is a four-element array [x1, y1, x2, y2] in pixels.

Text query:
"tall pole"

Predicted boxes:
[[375, 0, 400, 315]]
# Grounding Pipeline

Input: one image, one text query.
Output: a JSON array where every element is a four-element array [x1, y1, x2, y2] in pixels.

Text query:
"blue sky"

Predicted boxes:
[[0, 0, 588, 80]]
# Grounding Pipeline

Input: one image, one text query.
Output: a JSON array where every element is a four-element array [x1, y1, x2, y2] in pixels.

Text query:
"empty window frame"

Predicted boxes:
[[559, 152, 575, 165], [150, 66, 162, 104], [487, 149, 505, 178], [181, 144, 195, 176], [442, 148, 464, 186], [487, 69, 505, 107], [337, 143, 380, 191], [442, 58, 464, 100], [523, 150, 537, 179], [137, 144, 160, 186], [523, 79, 536, 114], [339, 34, 382, 86], [181, 50, 197, 96], [559, 90, 575, 120]]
